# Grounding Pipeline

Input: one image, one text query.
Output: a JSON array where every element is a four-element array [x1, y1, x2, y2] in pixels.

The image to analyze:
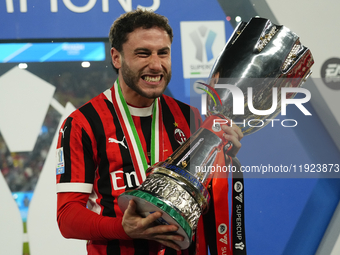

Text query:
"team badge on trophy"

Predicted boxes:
[[118, 17, 314, 251]]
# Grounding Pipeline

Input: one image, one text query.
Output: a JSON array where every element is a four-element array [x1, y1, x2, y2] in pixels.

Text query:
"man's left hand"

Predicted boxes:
[[221, 122, 243, 158]]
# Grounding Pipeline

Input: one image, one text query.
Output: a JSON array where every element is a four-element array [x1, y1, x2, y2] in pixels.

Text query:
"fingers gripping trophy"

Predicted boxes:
[[118, 17, 314, 251]]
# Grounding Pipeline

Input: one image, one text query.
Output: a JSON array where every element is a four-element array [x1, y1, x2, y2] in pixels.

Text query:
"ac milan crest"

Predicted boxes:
[[174, 127, 187, 145]]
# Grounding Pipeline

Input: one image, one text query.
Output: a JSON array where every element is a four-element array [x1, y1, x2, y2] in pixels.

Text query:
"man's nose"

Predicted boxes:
[[148, 54, 162, 71]]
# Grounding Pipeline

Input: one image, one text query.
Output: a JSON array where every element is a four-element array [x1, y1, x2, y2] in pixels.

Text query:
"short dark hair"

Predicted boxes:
[[109, 9, 173, 73]]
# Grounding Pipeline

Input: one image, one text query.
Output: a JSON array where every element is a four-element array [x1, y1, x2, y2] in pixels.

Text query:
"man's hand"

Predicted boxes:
[[122, 200, 184, 251], [221, 121, 243, 157]]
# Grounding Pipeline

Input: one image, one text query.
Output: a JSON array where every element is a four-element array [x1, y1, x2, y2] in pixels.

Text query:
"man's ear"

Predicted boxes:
[[111, 47, 122, 70]]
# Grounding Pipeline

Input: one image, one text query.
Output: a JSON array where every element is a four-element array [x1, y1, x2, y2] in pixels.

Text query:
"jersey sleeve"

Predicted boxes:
[[57, 192, 131, 240], [56, 112, 131, 241], [56, 113, 96, 193]]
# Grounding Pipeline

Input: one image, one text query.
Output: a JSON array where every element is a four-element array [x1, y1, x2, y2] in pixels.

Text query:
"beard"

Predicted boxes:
[[121, 59, 172, 99]]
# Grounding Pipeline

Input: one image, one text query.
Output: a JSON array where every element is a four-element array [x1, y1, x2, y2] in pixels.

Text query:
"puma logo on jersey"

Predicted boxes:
[[60, 126, 67, 138], [108, 136, 127, 149]]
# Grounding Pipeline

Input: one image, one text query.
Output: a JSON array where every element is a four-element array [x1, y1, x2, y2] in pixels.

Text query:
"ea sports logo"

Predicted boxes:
[[218, 223, 227, 235], [321, 58, 340, 90], [234, 181, 243, 193]]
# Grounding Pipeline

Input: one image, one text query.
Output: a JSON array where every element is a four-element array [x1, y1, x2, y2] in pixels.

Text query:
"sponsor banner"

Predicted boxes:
[[180, 21, 226, 78]]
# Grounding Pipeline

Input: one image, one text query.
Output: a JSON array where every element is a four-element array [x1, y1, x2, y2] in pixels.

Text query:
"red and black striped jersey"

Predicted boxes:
[[56, 84, 203, 255]]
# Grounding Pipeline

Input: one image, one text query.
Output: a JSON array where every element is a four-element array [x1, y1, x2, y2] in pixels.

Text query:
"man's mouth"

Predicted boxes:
[[142, 75, 163, 82]]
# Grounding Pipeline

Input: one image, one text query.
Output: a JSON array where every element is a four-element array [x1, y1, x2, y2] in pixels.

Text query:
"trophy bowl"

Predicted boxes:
[[205, 17, 314, 135], [118, 17, 314, 249]]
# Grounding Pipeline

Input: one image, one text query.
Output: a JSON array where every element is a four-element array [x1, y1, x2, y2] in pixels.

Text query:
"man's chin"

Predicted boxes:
[[142, 91, 165, 99], [141, 87, 168, 99]]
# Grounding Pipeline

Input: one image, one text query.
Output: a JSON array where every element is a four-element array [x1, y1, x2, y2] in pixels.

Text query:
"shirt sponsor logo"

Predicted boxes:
[[110, 170, 140, 190]]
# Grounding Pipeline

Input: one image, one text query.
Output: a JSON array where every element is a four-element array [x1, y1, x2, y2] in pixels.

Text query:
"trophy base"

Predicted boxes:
[[118, 189, 192, 250]]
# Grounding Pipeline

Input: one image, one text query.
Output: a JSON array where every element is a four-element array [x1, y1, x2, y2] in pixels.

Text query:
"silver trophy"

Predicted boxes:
[[118, 17, 314, 249]]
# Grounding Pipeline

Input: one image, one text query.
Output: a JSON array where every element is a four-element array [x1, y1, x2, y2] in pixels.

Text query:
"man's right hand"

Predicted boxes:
[[122, 200, 184, 251]]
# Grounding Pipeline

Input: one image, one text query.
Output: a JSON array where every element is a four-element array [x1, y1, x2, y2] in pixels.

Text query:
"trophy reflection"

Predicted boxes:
[[118, 17, 314, 250]]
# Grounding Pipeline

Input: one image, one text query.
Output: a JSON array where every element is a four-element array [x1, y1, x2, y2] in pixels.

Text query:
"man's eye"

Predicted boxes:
[[159, 51, 169, 56], [158, 51, 169, 58], [137, 52, 150, 57]]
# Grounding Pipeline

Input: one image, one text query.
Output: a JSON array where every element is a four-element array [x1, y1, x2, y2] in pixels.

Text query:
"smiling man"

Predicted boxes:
[[56, 9, 242, 255], [111, 26, 172, 106]]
